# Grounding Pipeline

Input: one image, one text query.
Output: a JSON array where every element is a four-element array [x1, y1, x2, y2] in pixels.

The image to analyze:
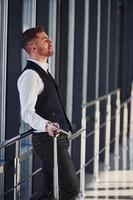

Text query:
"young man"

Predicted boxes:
[[18, 26, 79, 200]]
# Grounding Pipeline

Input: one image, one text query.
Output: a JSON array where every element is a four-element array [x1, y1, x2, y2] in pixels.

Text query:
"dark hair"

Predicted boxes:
[[21, 26, 44, 50]]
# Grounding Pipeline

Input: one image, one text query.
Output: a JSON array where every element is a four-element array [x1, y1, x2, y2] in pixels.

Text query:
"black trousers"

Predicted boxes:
[[32, 133, 79, 200]]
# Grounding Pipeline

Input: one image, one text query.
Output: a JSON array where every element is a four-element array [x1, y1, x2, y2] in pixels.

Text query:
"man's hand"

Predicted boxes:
[[45, 122, 60, 137]]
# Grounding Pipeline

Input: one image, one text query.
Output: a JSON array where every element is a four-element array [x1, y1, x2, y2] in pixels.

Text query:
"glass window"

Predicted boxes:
[[20, 1, 36, 199], [0, 0, 8, 196]]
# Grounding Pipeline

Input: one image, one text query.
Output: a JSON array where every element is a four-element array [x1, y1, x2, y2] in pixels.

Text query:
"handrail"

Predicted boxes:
[[82, 88, 119, 108], [0, 128, 85, 150], [0, 89, 120, 150], [0, 88, 132, 199], [69, 128, 85, 141], [0, 128, 71, 200], [85, 97, 131, 139], [0, 129, 32, 149]]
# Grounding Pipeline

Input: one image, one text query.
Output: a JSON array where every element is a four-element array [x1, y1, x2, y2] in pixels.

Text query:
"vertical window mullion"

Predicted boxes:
[[106, 0, 111, 94], [48, 0, 57, 78], [0, 0, 8, 196], [66, 0, 75, 122], [21, 1, 36, 199], [82, 0, 90, 105], [21, 0, 36, 69], [95, 0, 101, 98]]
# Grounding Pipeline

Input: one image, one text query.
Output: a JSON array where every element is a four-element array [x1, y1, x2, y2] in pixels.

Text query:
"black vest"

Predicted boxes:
[[23, 60, 73, 133]]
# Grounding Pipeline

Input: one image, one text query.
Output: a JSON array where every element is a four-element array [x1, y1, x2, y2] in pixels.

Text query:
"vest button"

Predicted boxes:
[[52, 112, 56, 116]]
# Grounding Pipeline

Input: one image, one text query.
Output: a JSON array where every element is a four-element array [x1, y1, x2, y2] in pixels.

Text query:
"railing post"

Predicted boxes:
[[122, 103, 128, 170], [129, 84, 133, 170], [104, 95, 111, 170], [114, 90, 120, 170], [94, 100, 100, 181], [53, 136, 59, 200], [68, 131, 72, 155], [80, 105, 87, 197], [14, 140, 20, 200]]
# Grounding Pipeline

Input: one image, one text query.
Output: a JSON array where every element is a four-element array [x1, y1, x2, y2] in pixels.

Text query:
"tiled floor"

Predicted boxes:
[[84, 168, 133, 200], [82, 140, 133, 200]]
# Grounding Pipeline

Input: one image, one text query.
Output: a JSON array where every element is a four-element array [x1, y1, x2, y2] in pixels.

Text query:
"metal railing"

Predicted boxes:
[[79, 89, 120, 197], [80, 87, 133, 197], [0, 86, 133, 199]]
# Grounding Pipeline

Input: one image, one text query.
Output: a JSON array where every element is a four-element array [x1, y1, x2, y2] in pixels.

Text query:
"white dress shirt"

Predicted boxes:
[[17, 59, 50, 132]]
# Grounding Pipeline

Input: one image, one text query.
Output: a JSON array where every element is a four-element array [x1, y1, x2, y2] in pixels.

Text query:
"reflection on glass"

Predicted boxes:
[[20, 0, 36, 199], [0, 0, 8, 197]]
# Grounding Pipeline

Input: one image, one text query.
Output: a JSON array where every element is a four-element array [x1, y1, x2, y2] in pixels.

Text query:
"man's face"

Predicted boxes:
[[31, 31, 54, 58]]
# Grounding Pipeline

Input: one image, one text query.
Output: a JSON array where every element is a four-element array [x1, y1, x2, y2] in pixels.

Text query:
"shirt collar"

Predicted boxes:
[[28, 59, 49, 73]]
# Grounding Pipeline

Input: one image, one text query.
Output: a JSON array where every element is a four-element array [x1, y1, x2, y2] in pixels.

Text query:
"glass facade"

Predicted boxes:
[[20, 1, 37, 199], [0, 0, 133, 199], [0, 0, 8, 197], [0, 0, 8, 143]]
